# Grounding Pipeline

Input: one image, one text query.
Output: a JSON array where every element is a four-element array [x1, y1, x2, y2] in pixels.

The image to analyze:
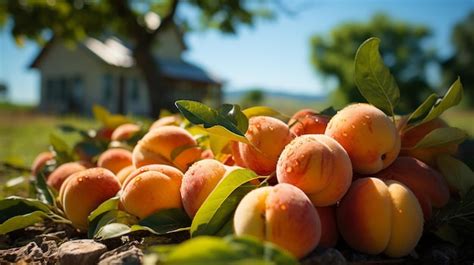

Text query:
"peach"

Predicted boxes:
[[277, 134, 352, 206], [132, 126, 201, 172], [97, 148, 133, 174], [31, 151, 55, 176], [181, 159, 227, 218], [47, 162, 87, 191], [232, 116, 294, 175], [120, 164, 183, 219], [337, 178, 423, 257], [325, 103, 400, 174], [234, 183, 321, 258], [116, 165, 135, 184], [317, 206, 338, 248], [59, 168, 121, 230], [400, 118, 459, 166], [96, 127, 114, 141], [288, 109, 330, 136], [372, 156, 450, 220], [111, 123, 140, 141], [149, 115, 182, 130]]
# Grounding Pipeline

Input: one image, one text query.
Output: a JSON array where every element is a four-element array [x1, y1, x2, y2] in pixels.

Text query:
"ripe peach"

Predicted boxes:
[[234, 183, 321, 258], [232, 116, 294, 175], [317, 206, 338, 248], [116, 165, 135, 184], [97, 148, 133, 174], [401, 118, 459, 166], [111, 123, 140, 141], [120, 164, 183, 219], [132, 126, 201, 172], [149, 115, 182, 130], [31, 151, 55, 176], [337, 178, 423, 257], [372, 156, 450, 220], [47, 162, 87, 191], [288, 109, 330, 136], [277, 134, 352, 206], [59, 168, 121, 230], [325, 103, 400, 174]]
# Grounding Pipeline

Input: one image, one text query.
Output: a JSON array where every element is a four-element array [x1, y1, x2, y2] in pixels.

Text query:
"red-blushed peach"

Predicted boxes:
[[316, 206, 338, 248], [277, 134, 352, 206], [97, 148, 133, 174], [325, 103, 400, 174], [59, 168, 121, 230], [234, 183, 321, 258], [337, 178, 423, 257], [149, 115, 182, 130], [116, 165, 135, 184], [180, 159, 227, 218], [288, 109, 330, 136], [96, 127, 114, 141], [372, 156, 450, 220], [132, 126, 201, 172], [400, 118, 459, 166], [232, 116, 294, 175], [111, 123, 140, 141], [120, 164, 183, 219], [47, 162, 87, 191], [31, 151, 55, 176]]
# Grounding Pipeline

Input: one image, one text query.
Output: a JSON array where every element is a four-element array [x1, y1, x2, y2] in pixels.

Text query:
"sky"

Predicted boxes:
[[0, 0, 473, 104]]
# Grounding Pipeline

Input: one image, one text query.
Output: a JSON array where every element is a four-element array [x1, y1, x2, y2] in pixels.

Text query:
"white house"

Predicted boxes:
[[30, 26, 222, 116]]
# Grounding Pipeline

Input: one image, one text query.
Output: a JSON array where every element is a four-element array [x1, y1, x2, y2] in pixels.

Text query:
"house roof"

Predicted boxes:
[[30, 36, 222, 85]]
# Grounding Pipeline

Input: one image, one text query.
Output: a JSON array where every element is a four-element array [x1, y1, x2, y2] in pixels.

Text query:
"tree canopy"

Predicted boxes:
[[310, 14, 435, 112]]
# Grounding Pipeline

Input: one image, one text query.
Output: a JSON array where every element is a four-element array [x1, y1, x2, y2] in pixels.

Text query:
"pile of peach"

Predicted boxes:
[[31, 103, 457, 259]]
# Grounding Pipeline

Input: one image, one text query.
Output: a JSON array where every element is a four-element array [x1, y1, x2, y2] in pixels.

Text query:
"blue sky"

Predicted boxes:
[[1, 0, 473, 104]]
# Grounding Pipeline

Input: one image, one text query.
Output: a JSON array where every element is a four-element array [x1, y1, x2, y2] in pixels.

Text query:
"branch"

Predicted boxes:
[[150, 0, 179, 37]]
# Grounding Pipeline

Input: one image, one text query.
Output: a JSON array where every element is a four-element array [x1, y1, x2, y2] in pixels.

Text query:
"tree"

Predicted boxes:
[[442, 11, 474, 106], [310, 14, 435, 112], [0, 0, 275, 117], [240, 88, 265, 108]]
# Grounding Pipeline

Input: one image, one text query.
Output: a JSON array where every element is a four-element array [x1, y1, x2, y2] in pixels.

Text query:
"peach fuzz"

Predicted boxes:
[[234, 183, 321, 259], [47, 162, 87, 191], [111, 123, 140, 141], [277, 134, 352, 206], [288, 109, 330, 136], [31, 151, 55, 176], [325, 103, 400, 174], [59, 168, 121, 230], [337, 177, 423, 257], [400, 118, 459, 166], [233, 116, 294, 175], [316, 206, 339, 248], [97, 148, 133, 174], [132, 126, 201, 172], [120, 164, 183, 219], [372, 156, 450, 220]]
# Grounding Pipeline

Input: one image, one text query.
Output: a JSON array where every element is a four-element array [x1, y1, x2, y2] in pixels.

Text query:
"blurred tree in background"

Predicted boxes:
[[310, 14, 435, 112], [0, 0, 276, 117], [240, 88, 265, 108], [442, 11, 474, 107]]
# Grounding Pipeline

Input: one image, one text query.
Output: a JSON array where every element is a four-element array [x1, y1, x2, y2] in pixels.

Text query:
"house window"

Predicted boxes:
[[102, 74, 113, 104], [129, 78, 140, 101]]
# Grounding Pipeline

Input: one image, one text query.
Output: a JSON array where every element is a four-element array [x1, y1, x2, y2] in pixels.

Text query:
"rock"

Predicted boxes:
[[99, 241, 143, 265], [301, 248, 347, 265], [58, 239, 107, 265], [0, 242, 46, 264]]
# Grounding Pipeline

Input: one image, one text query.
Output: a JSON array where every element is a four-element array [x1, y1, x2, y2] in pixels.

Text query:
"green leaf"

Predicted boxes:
[[35, 171, 56, 206], [319, 106, 337, 117], [354, 37, 400, 116], [88, 196, 120, 238], [436, 155, 474, 196], [243, 106, 286, 120], [92, 105, 131, 129], [0, 211, 49, 234], [149, 236, 298, 265], [0, 197, 51, 223], [191, 169, 260, 237], [91, 210, 138, 240], [95, 223, 132, 240], [410, 127, 468, 149], [407, 93, 439, 124], [139, 208, 191, 234], [49, 133, 74, 164]]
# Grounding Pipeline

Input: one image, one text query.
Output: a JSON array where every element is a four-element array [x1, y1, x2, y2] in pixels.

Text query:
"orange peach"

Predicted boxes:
[[372, 156, 450, 220], [325, 103, 400, 174], [47, 162, 87, 191], [288, 109, 330, 136], [233, 116, 294, 175], [401, 118, 459, 166], [277, 134, 352, 206], [97, 148, 133, 174], [59, 168, 121, 230], [111, 123, 140, 141], [116, 165, 135, 184], [132, 126, 201, 172], [31, 151, 55, 176], [337, 178, 423, 257], [120, 164, 183, 219], [149, 115, 182, 130], [317, 206, 339, 248], [234, 183, 321, 258]]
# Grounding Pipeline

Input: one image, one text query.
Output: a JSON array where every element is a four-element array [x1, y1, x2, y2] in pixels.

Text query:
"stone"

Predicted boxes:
[[58, 239, 107, 265], [99, 241, 143, 265], [301, 248, 347, 265]]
